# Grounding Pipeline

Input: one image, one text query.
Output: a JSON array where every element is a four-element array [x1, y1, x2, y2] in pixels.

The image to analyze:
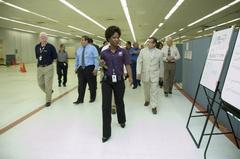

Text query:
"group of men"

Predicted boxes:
[[34, 29, 180, 142]]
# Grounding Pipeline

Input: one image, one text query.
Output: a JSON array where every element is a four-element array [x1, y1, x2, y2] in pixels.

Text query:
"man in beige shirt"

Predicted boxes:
[[162, 37, 180, 97]]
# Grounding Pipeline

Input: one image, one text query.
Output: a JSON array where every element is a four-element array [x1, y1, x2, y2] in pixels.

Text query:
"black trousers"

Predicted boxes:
[[57, 62, 68, 85], [101, 77, 126, 138], [131, 62, 137, 87], [77, 65, 96, 102]]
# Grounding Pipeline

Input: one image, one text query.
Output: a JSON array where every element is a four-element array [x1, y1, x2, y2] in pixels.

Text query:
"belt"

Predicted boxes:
[[78, 65, 94, 70], [38, 63, 51, 67], [104, 75, 124, 82], [164, 61, 175, 63]]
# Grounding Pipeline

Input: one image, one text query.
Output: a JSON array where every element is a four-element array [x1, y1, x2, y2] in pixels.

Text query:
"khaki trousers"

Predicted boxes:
[[143, 81, 159, 108], [37, 64, 54, 102], [164, 62, 176, 93]]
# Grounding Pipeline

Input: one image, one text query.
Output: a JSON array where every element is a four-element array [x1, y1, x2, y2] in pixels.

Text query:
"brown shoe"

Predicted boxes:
[[144, 101, 150, 106], [152, 107, 157, 114]]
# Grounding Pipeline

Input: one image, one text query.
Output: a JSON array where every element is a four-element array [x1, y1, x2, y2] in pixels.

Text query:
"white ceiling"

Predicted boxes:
[[0, 0, 240, 44]]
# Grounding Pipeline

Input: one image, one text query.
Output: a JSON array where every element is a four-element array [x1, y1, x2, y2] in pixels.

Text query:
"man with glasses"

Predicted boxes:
[[137, 37, 163, 114]]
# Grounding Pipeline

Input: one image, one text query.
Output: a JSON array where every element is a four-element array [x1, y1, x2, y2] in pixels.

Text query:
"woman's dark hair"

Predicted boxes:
[[105, 26, 121, 42]]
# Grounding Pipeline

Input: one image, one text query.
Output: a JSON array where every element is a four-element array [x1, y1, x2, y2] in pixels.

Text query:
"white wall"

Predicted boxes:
[[0, 28, 80, 64]]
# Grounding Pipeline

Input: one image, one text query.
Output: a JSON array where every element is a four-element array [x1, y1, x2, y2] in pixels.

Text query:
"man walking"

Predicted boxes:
[[73, 36, 99, 104], [35, 32, 57, 107], [137, 37, 163, 114], [162, 37, 180, 97]]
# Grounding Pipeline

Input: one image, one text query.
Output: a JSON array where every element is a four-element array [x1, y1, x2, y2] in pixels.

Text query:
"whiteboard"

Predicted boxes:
[[222, 31, 240, 111], [200, 27, 234, 91]]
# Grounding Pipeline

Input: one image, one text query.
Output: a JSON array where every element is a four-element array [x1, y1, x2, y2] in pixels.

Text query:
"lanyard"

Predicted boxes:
[[40, 46, 45, 54], [111, 53, 116, 75]]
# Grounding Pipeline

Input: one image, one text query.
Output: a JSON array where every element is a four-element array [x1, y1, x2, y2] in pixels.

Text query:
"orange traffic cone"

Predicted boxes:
[[19, 63, 26, 72]]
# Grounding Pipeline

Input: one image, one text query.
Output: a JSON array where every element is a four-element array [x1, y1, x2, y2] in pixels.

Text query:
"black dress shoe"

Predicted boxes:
[[152, 107, 157, 114], [164, 92, 168, 97], [132, 86, 137, 89], [144, 101, 150, 106], [89, 99, 95, 103], [45, 102, 51, 107], [102, 136, 110, 143], [73, 100, 83, 104], [63, 84, 66, 87], [169, 91, 172, 94], [120, 123, 125, 128]]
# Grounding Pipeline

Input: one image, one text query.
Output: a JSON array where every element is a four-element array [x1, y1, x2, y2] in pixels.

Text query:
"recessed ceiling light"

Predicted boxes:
[[0, 16, 70, 35], [120, 0, 136, 42], [59, 0, 106, 30], [13, 28, 36, 33]]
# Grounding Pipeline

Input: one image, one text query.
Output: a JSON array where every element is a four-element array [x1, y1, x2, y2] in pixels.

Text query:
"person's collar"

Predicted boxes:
[[40, 42, 47, 46], [106, 45, 121, 51]]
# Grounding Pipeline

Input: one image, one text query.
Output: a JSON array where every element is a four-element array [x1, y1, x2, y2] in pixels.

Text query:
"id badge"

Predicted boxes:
[[39, 56, 42, 61], [112, 75, 117, 83]]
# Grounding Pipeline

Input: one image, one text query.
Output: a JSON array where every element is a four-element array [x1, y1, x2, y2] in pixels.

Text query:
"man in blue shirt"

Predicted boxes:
[[130, 42, 140, 89], [73, 36, 99, 104]]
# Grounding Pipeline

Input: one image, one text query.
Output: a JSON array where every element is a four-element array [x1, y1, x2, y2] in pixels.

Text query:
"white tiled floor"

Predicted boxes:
[[0, 61, 239, 159]]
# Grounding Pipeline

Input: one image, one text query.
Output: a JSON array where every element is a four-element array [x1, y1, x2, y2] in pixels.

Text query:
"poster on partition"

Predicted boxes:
[[222, 31, 240, 111], [200, 27, 234, 91]]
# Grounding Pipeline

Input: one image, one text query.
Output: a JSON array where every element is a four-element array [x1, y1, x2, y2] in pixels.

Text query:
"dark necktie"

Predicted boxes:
[[81, 46, 86, 66], [168, 47, 171, 56]]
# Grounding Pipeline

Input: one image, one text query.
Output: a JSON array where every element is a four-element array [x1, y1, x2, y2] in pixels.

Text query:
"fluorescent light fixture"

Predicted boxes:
[[120, 38, 126, 44], [165, 32, 176, 38], [68, 25, 94, 35], [97, 36, 105, 40], [205, 18, 240, 31], [120, 0, 136, 42], [158, 23, 164, 27], [13, 28, 36, 33], [204, 33, 213, 37], [197, 30, 203, 33], [2, 1, 30, 13], [1, 0, 58, 23], [75, 35, 82, 38], [59, 0, 106, 30], [93, 39, 102, 43], [46, 34, 58, 37], [164, 0, 184, 20], [188, 0, 240, 27], [0, 16, 70, 35], [144, 39, 148, 45], [149, 28, 159, 37], [194, 36, 202, 39], [31, 12, 58, 23], [182, 39, 189, 42], [179, 28, 184, 31]]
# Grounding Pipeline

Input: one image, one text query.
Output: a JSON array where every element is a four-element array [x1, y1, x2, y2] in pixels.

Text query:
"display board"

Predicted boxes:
[[222, 30, 240, 112], [200, 27, 234, 91]]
